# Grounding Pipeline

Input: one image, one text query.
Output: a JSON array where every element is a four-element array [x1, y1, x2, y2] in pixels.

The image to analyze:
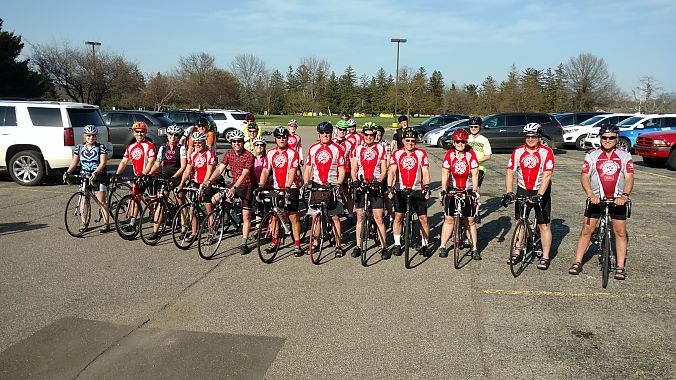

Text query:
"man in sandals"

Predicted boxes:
[[568, 124, 634, 280], [503, 123, 555, 270]]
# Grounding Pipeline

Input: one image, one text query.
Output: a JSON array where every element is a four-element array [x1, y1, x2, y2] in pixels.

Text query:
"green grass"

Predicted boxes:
[[253, 114, 428, 129]]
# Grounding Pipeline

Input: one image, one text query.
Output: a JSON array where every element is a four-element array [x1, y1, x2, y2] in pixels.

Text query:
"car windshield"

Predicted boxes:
[[231, 113, 247, 120], [420, 116, 440, 126], [67, 109, 105, 127], [617, 116, 643, 126], [579, 115, 605, 126]]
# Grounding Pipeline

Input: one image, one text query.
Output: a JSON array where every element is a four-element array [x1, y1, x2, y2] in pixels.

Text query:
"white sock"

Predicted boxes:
[[394, 235, 401, 245], [422, 238, 428, 247]]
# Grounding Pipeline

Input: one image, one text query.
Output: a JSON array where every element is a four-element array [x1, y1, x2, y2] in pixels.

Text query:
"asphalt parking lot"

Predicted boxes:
[[0, 127, 674, 379]]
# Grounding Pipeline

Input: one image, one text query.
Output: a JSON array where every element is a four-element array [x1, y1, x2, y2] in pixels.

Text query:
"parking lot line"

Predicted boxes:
[[482, 288, 676, 300], [633, 169, 676, 181], [0, 188, 69, 195]]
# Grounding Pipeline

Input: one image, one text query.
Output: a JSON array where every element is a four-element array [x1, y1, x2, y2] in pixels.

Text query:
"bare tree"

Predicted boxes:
[[178, 52, 216, 85], [297, 56, 330, 113], [230, 53, 267, 111], [564, 53, 618, 111], [632, 76, 663, 113]]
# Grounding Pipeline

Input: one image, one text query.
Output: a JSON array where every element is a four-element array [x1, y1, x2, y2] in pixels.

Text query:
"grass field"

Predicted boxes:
[[253, 114, 428, 129]]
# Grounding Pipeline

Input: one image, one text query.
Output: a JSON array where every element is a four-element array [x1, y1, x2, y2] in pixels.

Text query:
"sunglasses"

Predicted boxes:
[[364, 133, 375, 137], [469, 125, 480, 128], [254, 144, 265, 147], [319, 131, 332, 135], [601, 136, 618, 141], [404, 139, 416, 143], [134, 131, 146, 134], [525, 135, 539, 139], [454, 140, 467, 144], [231, 140, 243, 144], [275, 136, 288, 140], [193, 141, 205, 144]]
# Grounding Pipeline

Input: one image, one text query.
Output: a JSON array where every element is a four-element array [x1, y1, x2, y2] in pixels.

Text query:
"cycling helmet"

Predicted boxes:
[[245, 113, 255, 121], [398, 115, 409, 123], [247, 122, 259, 131], [166, 124, 183, 135], [195, 117, 209, 127], [316, 121, 333, 133], [362, 122, 376, 133], [452, 129, 469, 141], [401, 128, 419, 139], [253, 136, 266, 146], [375, 125, 385, 134], [131, 121, 148, 132], [468, 116, 483, 126], [226, 129, 245, 141], [523, 123, 543, 136], [273, 126, 290, 138], [340, 113, 350, 120], [287, 119, 298, 127], [191, 131, 207, 142], [83, 125, 99, 135], [347, 119, 357, 127], [336, 120, 349, 130], [598, 123, 620, 134]]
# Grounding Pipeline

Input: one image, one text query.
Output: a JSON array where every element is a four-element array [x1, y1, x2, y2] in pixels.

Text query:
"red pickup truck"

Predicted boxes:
[[633, 130, 676, 170]]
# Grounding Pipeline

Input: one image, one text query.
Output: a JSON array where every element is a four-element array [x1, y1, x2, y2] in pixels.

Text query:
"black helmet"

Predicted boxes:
[[401, 128, 418, 139], [598, 123, 620, 135], [273, 126, 290, 138], [398, 115, 408, 123], [316, 121, 333, 133], [195, 117, 209, 127], [340, 113, 350, 120], [468, 116, 482, 126], [375, 125, 385, 134]]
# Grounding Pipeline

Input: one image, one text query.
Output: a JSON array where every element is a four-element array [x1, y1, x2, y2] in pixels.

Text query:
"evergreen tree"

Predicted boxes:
[[0, 19, 53, 98]]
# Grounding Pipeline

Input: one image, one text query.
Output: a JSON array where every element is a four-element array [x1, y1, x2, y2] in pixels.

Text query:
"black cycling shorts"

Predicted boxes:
[[515, 187, 552, 225], [354, 188, 384, 210], [393, 190, 428, 215], [584, 202, 628, 221], [285, 188, 300, 212], [444, 193, 476, 217], [478, 170, 485, 187]]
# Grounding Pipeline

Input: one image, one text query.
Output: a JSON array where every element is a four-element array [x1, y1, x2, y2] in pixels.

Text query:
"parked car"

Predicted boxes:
[[554, 112, 608, 128], [562, 113, 633, 149], [633, 130, 676, 169], [164, 109, 218, 135], [423, 119, 469, 146], [203, 109, 249, 137], [0, 100, 112, 185], [584, 114, 676, 151], [101, 110, 175, 156], [410, 114, 468, 141], [479, 113, 563, 149]]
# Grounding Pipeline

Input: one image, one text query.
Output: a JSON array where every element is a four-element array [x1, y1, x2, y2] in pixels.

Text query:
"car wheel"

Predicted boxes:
[[617, 137, 631, 151], [575, 135, 586, 150], [9, 150, 45, 186], [540, 137, 552, 148], [642, 157, 665, 167], [667, 149, 676, 171]]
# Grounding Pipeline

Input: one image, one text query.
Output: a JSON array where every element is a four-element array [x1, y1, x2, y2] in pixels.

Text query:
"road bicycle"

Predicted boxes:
[[256, 189, 296, 264], [171, 183, 206, 250], [197, 184, 243, 260], [113, 175, 155, 240], [590, 198, 631, 288], [506, 195, 543, 278], [308, 184, 339, 265], [354, 179, 384, 267], [139, 178, 180, 246], [396, 188, 424, 269], [63, 173, 111, 237], [443, 188, 476, 269]]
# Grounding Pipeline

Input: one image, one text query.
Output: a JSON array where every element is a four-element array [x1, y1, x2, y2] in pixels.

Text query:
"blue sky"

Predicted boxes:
[[4, 0, 676, 92]]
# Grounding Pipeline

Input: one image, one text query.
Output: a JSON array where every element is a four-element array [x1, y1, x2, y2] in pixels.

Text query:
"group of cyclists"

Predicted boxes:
[[65, 111, 634, 280]]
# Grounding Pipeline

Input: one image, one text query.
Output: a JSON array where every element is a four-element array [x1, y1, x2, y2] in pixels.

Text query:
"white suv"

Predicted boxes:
[[203, 109, 249, 137], [562, 113, 633, 150], [0, 100, 112, 186]]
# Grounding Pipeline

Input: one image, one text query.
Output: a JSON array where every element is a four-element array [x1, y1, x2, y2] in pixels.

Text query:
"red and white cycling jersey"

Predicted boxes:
[[307, 142, 345, 185], [441, 150, 479, 190], [581, 148, 634, 198], [188, 149, 215, 183], [333, 137, 354, 162], [353, 144, 386, 181], [123, 141, 156, 176], [390, 148, 429, 190], [287, 134, 302, 152], [265, 147, 300, 189], [346, 132, 364, 148], [507, 145, 555, 191]]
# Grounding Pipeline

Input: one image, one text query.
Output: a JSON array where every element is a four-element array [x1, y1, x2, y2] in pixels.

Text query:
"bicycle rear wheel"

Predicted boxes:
[[257, 212, 281, 264], [108, 182, 131, 219], [114, 194, 141, 240], [140, 199, 165, 246], [601, 226, 612, 288], [64, 192, 91, 237], [309, 213, 326, 265], [298, 199, 310, 242], [198, 209, 225, 260], [509, 220, 530, 278], [404, 211, 412, 269], [172, 203, 202, 250]]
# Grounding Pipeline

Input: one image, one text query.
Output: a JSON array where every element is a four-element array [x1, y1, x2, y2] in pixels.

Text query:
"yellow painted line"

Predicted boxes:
[[634, 169, 676, 181], [482, 288, 676, 300], [0, 187, 69, 195]]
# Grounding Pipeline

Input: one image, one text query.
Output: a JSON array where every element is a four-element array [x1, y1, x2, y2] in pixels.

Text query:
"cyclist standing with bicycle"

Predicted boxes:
[[256, 127, 303, 256], [244, 122, 261, 153], [177, 131, 216, 237], [182, 117, 216, 156], [439, 129, 481, 260], [350, 123, 389, 259], [286, 120, 304, 166], [304, 121, 347, 256], [63, 125, 111, 233], [346, 119, 364, 147], [503, 123, 555, 270], [149, 124, 187, 201], [388, 128, 432, 257], [333, 120, 356, 225], [466, 116, 492, 193], [568, 124, 634, 280], [205, 130, 255, 254]]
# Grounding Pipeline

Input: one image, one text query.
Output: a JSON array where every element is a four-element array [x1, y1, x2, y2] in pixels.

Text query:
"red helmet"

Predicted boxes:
[[452, 129, 469, 141], [131, 121, 148, 132], [245, 113, 255, 121]]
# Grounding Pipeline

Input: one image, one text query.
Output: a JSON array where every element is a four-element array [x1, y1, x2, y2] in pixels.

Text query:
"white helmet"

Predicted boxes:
[[523, 123, 543, 136], [166, 124, 183, 135], [226, 129, 245, 142], [253, 136, 266, 146], [287, 119, 298, 127], [83, 125, 98, 135], [347, 119, 357, 127], [191, 131, 207, 141]]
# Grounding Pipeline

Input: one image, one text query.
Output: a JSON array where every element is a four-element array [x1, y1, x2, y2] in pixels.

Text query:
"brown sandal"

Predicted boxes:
[[568, 262, 582, 275], [537, 258, 550, 270], [614, 267, 626, 280]]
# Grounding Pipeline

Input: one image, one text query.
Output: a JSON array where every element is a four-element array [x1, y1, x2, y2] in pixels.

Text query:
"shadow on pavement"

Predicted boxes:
[[0, 221, 49, 236]]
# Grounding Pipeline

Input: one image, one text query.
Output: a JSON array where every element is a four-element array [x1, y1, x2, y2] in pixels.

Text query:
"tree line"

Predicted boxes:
[[1, 19, 674, 115]]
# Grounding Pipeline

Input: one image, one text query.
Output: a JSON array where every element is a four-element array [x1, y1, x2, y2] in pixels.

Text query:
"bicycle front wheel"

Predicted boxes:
[[140, 199, 165, 246], [601, 225, 612, 288], [64, 192, 91, 237], [172, 203, 203, 250], [404, 212, 412, 269], [309, 213, 326, 265], [452, 217, 464, 269], [257, 212, 281, 264], [114, 194, 141, 240], [108, 182, 131, 219], [360, 214, 371, 267], [198, 209, 225, 260], [509, 220, 529, 278]]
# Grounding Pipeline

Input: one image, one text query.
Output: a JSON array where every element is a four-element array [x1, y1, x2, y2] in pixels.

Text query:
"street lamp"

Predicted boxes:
[[390, 38, 407, 117], [84, 41, 101, 60]]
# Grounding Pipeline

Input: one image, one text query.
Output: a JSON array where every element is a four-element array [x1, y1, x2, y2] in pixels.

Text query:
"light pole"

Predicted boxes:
[[85, 41, 101, 61], [390, 38, 407, 117]]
